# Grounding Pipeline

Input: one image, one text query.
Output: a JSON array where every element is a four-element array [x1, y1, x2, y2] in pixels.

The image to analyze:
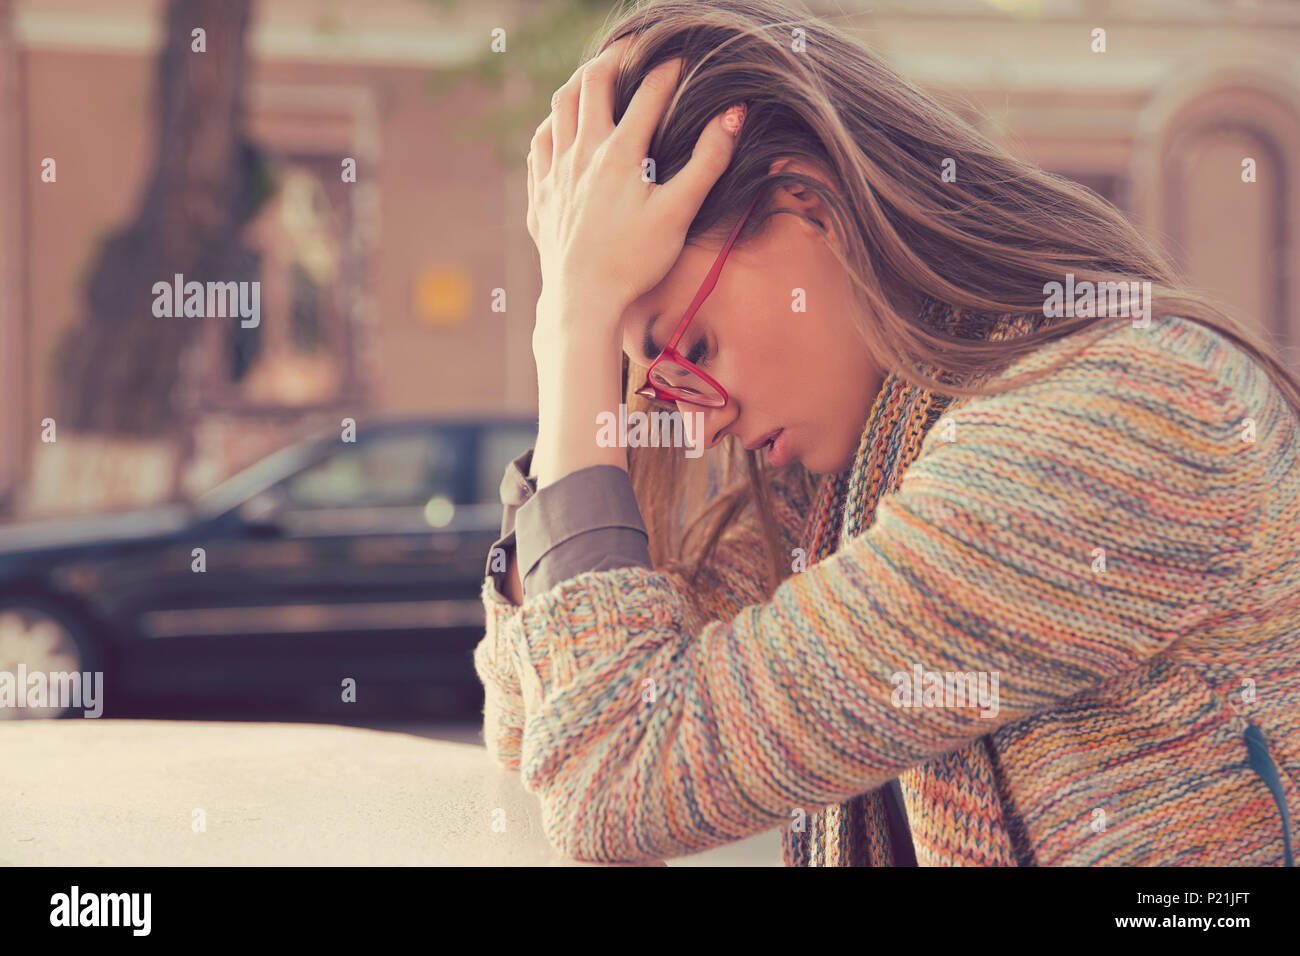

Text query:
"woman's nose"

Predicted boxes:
[[675, 400, 737, 452]]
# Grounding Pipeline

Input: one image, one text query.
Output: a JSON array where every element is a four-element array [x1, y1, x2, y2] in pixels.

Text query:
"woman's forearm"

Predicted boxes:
[[504, 546, 524, 606]]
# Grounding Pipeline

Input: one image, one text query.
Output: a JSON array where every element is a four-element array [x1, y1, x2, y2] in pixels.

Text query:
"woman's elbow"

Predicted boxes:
[[530, 772, 666, 864]]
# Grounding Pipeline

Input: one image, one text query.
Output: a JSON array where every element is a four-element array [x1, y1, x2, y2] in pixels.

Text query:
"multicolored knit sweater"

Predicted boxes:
[[473, 311, 1300, 865]]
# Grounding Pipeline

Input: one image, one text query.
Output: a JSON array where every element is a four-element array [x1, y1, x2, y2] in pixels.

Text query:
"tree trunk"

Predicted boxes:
[[57, 0, 263, 436]]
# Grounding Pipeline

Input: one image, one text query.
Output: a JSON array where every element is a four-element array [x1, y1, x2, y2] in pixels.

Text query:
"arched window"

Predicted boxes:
[[1133, 68, 1300, 365]]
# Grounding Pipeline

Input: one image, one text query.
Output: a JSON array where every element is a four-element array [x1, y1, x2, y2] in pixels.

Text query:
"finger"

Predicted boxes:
[[549, 65, 582, 161], [575, 35, 634, 148], [611, 58, 682, 163], [526, 155, 536, 241], [655, 103, 745, 232], [529, 113, 553, 181]]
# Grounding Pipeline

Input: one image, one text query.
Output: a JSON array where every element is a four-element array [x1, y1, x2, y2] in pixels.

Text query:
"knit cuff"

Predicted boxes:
[[513, 565, 679, 706], [474, 577, 526, 770]]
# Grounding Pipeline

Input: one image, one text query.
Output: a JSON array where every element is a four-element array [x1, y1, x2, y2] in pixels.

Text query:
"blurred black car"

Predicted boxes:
[[0, 417, 535, 719]]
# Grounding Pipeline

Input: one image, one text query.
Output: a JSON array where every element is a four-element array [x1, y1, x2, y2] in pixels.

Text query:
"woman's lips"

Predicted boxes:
[[745, 428, 782, 451], [767, 428, 793, 467]]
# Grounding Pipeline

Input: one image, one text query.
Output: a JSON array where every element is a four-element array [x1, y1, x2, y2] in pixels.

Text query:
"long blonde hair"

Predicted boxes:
[[591, 0, 1300, 602]]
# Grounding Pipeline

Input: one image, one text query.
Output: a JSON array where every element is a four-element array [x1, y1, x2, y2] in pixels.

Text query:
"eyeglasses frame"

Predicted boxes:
[[634, 196, 759, 410]]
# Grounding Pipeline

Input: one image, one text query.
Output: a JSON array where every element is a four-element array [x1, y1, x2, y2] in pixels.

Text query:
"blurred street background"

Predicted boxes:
[[3, 0, 1297, 522]]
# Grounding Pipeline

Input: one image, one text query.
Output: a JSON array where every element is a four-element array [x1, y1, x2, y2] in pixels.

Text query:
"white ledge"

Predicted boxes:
[[0, 719, 594, 866]]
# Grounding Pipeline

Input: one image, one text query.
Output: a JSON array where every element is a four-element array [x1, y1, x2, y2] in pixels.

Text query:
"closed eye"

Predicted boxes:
[[684, 335, 709, 366]]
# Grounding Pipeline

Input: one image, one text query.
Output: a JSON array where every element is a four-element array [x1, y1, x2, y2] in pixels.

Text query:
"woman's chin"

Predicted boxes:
[[802, 440, 857, 475], [793, 449, 827, 475]]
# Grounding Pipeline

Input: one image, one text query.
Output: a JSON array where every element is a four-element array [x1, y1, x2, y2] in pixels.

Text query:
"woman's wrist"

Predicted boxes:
[[533, 282, 630, 345], [532, 289, 628, 488]]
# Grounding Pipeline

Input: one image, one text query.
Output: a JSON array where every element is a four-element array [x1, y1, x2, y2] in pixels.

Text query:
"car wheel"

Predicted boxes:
[[0, 600, 101, 720]]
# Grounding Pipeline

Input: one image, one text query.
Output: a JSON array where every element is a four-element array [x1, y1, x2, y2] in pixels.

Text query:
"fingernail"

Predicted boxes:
[[720, 102, 746, 137]]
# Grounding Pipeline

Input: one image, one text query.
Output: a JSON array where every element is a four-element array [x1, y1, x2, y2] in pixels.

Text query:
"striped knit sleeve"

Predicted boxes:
[[659, 461, 819, 626], [473, 459, 816, 772], [506, 318, 1273, 863]]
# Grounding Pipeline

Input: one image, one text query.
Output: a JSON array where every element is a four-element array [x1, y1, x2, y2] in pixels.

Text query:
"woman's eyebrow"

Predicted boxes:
[[641, 313, 662, 361]]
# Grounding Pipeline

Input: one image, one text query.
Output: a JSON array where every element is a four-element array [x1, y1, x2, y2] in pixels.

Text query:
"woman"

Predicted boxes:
[[474, 0, 1300, 866]]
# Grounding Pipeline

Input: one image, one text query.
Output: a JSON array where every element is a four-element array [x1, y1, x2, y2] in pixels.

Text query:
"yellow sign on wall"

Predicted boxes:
[[414, 267, 470, 327]]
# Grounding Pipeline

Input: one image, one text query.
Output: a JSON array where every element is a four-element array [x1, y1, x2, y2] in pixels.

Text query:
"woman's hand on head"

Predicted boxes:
[[526, 37, 745, 340]]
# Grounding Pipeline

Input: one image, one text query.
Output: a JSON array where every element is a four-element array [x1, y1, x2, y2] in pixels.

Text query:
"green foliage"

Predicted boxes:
[[423, 0, 627, 166], [248, 150, 279, 218]]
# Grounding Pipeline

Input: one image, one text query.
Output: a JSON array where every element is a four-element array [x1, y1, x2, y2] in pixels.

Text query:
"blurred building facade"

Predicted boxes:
[[1, 0, 1297, 515]]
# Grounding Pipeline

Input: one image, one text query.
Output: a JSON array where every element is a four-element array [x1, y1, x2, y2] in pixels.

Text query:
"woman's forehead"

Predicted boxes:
[[622, 236, 743, 356], [641, 241, 729, 311]]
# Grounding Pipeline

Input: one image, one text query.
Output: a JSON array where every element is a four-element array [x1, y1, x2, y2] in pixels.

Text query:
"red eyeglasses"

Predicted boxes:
[[634, 197, 758, 410]]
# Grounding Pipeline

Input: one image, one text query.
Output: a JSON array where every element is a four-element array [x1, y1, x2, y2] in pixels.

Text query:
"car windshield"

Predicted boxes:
[[192, 441, 317, 518], [281, 432, 462, 509], [190, 422, 537, 519]]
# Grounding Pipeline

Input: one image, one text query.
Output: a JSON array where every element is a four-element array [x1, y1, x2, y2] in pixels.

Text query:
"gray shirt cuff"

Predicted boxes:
[[514, 464, 652, 602], [484, 447, 537, 595]]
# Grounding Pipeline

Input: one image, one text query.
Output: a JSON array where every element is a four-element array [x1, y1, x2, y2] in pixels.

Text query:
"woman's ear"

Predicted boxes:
[[767, 157, 840, 245]]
